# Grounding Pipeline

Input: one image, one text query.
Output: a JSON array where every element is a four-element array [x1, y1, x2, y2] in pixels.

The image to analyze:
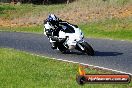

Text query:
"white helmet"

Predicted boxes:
[[47, 14, 59, 22]]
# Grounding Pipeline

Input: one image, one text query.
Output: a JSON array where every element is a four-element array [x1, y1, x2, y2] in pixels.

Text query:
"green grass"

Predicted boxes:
[[0, 48, 131, 88], [0, 0, 131, 19], [80, 18, 132, 41], [106, 0, 131, 5], [0, 25, 43, 33], [0, 4, 66, 19]]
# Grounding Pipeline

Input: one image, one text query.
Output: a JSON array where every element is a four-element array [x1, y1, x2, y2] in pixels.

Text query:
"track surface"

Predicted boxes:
[[0, 32, 132, 74]]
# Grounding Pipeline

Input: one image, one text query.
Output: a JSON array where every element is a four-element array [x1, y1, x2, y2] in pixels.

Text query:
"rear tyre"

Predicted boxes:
[[81, 42, 95, 56]]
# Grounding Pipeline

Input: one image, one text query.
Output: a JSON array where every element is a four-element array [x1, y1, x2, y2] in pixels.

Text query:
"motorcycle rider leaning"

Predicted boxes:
[[44, 14, 77, 49], [44, 14, 94, 55]]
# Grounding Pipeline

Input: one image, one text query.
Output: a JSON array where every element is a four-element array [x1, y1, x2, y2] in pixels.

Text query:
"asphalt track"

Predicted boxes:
[[0, 32, 132, 74]]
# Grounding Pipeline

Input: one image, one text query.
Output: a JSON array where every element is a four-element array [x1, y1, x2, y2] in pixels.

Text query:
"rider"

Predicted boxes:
[[44, 14, 62, 49], [44, 14, 77, 49]]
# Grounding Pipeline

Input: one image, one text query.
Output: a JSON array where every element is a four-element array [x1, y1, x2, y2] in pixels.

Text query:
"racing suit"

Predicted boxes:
[[44, 19, 64, 49]]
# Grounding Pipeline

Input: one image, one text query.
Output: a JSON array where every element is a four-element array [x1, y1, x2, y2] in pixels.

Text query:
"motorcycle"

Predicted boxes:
[[44, 22, 95, 56]]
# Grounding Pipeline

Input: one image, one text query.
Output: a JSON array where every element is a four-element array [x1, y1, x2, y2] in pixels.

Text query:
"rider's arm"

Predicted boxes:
[[44, 21, 54, 37]]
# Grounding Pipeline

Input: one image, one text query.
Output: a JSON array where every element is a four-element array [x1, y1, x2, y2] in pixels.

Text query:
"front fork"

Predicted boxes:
[[76, 40, 85, 51]]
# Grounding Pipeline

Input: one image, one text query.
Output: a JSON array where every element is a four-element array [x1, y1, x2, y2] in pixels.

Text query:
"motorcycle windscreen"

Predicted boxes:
[[61, 24, 75, 33]]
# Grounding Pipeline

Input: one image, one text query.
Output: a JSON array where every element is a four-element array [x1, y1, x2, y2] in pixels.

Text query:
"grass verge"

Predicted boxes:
[[80, 18, 132, 41], [0, 48, 132, 88], [0, 25, 43, 33], [0, 4, 66, 19]]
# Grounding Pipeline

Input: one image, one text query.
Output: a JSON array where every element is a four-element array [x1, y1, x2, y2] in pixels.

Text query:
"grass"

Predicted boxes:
[[0, 25, 43, 33], [0, 0, 131, 19], [0, 3, 66, 19], [0, 48, 132, 88], [80, 18, 132, 41]]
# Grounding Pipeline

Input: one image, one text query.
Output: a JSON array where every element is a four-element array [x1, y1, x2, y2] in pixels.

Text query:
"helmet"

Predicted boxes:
[[47, 14, 59, 22]]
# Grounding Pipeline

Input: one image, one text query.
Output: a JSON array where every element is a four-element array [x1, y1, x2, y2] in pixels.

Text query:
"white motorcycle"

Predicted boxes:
[[44, 22, 95, 56]]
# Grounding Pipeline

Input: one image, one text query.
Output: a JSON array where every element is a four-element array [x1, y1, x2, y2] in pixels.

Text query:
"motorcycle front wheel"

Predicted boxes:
[[80, 42, 95, 56]]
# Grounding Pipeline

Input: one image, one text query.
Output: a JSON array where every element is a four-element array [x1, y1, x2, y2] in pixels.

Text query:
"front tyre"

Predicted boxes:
[[81, 42, 95, 56]]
